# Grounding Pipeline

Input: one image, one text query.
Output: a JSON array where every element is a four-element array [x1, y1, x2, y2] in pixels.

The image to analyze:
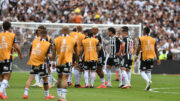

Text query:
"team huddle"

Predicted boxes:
[[0, 21, 161, 101]]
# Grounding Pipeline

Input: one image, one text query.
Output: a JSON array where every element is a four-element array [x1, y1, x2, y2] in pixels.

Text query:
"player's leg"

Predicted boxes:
[[0, 62, 12, 99], [41, 63, 54, 99], [57, 73, 63, 101], [84, 62, 89, 88], [31, 74, 40, 87], [120, 58, 129, 89], [74, 64, 80, 87], [96, 65, 106, 88], [140, 60, 151, 91], [90, 61, 97, 88], [67, 68, 73, 86], [126, 60, 133, 87], [106, 65, 112, 87], [23, 74, 35, 99], [61, 74, 68, 100]]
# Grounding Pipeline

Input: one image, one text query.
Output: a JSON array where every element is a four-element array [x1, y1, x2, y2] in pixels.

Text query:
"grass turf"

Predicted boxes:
[[4, 72, 180, 101]]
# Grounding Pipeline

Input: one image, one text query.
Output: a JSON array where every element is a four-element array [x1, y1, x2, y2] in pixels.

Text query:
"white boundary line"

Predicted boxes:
[[150, 88, 180, 95]]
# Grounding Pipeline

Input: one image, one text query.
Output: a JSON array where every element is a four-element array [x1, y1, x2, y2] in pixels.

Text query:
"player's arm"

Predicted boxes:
[[155, 42, 161, 65], [74, 43, 78, 63], [51, 43, 57, 68], [79, 43, 83, 61], [135, 39, 141, 61], [121, 41, 126, 56], [116, 39, 122, 56], [13, 37, 23, 59], [96, 39, 101, 52]]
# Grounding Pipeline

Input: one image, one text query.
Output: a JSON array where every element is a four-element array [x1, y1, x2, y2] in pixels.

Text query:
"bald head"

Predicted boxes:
[[61, 26, 70, 34]]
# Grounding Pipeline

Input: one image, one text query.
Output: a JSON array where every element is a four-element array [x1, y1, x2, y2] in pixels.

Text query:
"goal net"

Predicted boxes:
[[0, 22, 142, 73]]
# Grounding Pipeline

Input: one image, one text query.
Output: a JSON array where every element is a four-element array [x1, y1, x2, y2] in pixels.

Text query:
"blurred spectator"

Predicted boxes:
[[159, 50, 167, 60]]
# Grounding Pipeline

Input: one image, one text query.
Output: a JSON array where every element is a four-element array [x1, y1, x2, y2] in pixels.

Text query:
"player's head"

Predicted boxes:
[[108, 27, 116, 37], [3, 21, 11, 31], [77, 26, 82, 32], [143, 27, 150, 35], [61, 26, 70, 34], [37, 25, 46, 37], [122, 26, 128, 37], [92, 26, 99, 35], [87, 29, 93, 37], [41, 29, 47, 38], [83, 29, 89, 37]]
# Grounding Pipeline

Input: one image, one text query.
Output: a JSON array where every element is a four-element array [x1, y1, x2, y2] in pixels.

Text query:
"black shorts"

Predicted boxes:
[[140, 59, 154, 71], [122, 58, 133, 69], [30, 63, 48, 77], [84, 61, 97, 70], [0, 62, 12, 74], [97, 50, 105, 66], [107, 57, 120, 66], [56, 63, 72, 74]]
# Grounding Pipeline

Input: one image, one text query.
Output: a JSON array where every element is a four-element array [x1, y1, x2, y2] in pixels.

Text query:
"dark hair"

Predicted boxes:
[[163, 50, 166, 54], [122, 26, 128, 32], [3, 21, 11, 31], [41, 30, 47, 35], [72, 28, 77, 32], [38, 25, 46, 30], [87, 30, 93, 37], [108, 27, 116, 34], [83, 29, 89, 34], [144, 27, 150, 34]]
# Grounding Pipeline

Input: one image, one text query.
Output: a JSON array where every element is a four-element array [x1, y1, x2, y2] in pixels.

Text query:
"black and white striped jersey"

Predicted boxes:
[[109, 35, 122, 58], [123, 37, 134, 60]]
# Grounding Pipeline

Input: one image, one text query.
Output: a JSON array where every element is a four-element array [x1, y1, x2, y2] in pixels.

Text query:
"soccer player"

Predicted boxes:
[[120, 26, 134, 88], [136, 27, 161, 91], [92, 26, 106, 88], [81, 30, 100, 88], [31, 26, 44, 87], [69, 26, 85, 88], [53, 26, 77, 101], [106, 27, 122, 87], [0, 21, 23, 99], [23, 28, 54, 100]]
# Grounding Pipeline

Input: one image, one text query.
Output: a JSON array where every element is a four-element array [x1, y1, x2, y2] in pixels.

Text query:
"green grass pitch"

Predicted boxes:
[[4, 72, 180, 101]]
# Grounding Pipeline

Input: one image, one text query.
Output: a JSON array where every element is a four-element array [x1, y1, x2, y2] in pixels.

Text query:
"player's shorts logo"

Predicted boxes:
[[3, 66, 8, 70]]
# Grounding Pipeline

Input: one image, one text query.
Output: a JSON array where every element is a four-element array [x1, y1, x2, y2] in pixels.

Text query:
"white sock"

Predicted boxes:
[[68, 72, 72, 83], [62, 89, 67, 99], [106, 68, 111, 84], [3, 88, 6, 96], [35, 74, 40, 84], [78, 72, 82, 84], [44, 90, 49, 97], [0, 80, 8, 93], [74, 69, 79, 85], [122, 70, 129, 85], [146, 71, 151, 81], [127, 70, 131, 85], [118, 69, 123, 85], [91, 71, 96, 86], [40, 78, 43, 85], [141, 71, 150, 83], [100, 78, 105, 85], [24, 88, 29, 95], [48, 75, 52, 85], [84, 70, 89, 86], [57, 88, 62, 99]]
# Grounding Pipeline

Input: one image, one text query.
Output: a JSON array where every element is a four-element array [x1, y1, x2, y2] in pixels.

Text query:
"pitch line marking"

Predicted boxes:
[[150, 88, 180, 95]]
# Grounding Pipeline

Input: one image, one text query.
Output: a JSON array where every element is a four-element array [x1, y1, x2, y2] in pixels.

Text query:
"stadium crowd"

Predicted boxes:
[[0, 0, 179, 59]]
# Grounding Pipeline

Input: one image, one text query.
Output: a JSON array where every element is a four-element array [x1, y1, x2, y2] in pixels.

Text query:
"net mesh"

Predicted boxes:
[[0, 22, 142, 72]]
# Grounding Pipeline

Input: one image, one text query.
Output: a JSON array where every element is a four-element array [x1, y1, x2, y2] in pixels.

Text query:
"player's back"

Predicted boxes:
[[27, 38, 51, 66], [139, 36, 156, 60], [70, 32, 85, 54], [54, 35, 76, 66], [82, 37, 99, 62], [0, 31, 15, 61]]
